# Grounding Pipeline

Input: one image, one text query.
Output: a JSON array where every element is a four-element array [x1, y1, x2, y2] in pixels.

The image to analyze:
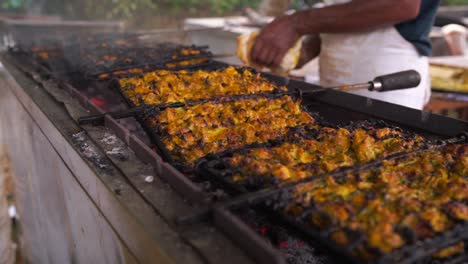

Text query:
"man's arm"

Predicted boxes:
[[293, 0, 421, 34], [251, 0, 421, 67]]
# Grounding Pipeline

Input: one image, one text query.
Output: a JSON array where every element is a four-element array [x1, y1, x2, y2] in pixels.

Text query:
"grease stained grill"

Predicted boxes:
[[7, 33, 468, 264]]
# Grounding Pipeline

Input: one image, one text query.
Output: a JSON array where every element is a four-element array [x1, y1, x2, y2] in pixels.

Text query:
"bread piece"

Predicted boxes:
[[237, 31, 304, 73]]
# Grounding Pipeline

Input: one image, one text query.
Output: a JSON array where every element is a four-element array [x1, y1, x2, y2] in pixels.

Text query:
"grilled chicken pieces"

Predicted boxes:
[[285, 144, 467, 260], [150, 95, 314, 167], [118, 65, 467, 262], [225, 126, 425, 186], [119, 66, 287, 106]]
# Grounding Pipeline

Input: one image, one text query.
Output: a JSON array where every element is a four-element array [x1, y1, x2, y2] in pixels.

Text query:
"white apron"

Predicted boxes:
[[313, 0, 431, 110]]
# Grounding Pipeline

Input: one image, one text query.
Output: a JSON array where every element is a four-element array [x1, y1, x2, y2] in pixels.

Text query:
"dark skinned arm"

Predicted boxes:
[[251, 0, 422, 67]]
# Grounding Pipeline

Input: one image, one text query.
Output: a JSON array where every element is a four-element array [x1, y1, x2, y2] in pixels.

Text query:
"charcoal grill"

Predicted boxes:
[[189, 135, 468, 264], [78, 66, 422, 172], [79, 49, 468, 263], [2, 33, 468, 264]]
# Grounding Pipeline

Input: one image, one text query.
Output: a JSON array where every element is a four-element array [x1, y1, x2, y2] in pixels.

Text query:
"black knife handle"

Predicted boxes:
[[371, 70, 421, 92]]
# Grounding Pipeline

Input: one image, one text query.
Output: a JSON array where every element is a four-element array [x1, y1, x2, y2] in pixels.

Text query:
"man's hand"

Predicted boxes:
[[250, 15, 301, 68], [250, 0, 423, 68], [296, 35, 321, 69]]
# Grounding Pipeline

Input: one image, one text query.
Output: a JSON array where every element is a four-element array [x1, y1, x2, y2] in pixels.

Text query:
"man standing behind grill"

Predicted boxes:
[[250, 0, 441, 110]]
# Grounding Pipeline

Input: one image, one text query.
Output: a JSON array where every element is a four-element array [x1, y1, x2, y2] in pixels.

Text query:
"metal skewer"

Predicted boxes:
[[78, 70, 421, 126], [325, 70, 421, 93]]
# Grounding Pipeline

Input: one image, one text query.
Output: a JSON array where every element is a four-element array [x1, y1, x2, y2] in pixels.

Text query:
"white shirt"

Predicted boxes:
[[313, 0, 431, 110]]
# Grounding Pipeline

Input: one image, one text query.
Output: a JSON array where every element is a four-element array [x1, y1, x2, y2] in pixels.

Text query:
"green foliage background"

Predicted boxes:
[[1, 0, 262, 19], [1, 0, 468, 28]]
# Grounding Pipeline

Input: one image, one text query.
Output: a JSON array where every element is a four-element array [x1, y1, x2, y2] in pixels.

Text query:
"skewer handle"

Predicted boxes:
[[306, 70, 422, 95], [370, 70, 421, 92]]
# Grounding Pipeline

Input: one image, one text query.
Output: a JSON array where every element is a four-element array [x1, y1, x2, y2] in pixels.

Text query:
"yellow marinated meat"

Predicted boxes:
[[284, 144, 467, 260], [165, 57, 209, 69], [150, 95, 314, 167], [118, 66, 288, 106], [225, 126, 425, 184], [112, 57, 466, 261], [446, 202, 468, 221], [433, 242, 465, 259]]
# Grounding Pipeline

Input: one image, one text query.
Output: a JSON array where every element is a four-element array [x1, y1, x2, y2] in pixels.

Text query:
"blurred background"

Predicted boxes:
[[0, 0, 464, 30], [1, 0, 266, 29]]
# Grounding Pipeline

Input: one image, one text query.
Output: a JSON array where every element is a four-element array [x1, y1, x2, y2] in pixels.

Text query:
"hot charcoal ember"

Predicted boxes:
[[237, 208, 333, 264], [146, 95, 314, 168], [281, 144, 467, 263], [118, 66, 288, 106], [222, 124, 426, 189]]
